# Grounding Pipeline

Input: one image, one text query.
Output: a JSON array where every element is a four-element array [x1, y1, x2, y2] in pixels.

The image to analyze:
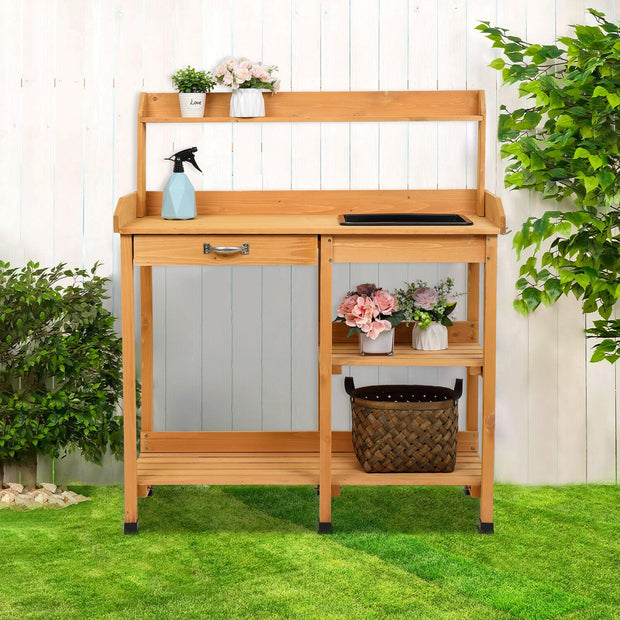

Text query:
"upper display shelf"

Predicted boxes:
[[139, 91, 485, 123]]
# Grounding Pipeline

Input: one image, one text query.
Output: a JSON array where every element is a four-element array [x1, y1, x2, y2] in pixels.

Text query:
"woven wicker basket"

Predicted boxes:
[[345, 377, 462, 473]]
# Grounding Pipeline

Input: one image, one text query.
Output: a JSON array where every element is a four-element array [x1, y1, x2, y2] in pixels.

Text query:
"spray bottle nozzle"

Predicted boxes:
[[165, 147, 202, 173]]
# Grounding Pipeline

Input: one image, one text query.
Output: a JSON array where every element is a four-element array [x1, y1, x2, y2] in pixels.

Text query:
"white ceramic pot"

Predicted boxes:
[[178, 92, 206, 118], [359, 329, 394, 356], [412, 322, 448, 350], [230, 88, 266, 118]]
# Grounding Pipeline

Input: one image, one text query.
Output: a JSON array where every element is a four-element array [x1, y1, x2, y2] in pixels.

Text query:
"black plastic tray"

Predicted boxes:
[[339, 213, 473, 226]]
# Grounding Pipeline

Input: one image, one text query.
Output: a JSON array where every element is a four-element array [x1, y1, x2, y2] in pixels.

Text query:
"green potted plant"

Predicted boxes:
[[0, 261, 137, 488], [395, 279, 458, 351], [477, 9, 620, 363], [171, 65, 216, 118]]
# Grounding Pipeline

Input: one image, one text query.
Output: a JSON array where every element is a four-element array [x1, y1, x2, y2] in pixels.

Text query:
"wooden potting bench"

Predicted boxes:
[[114, 91, 505, 534]]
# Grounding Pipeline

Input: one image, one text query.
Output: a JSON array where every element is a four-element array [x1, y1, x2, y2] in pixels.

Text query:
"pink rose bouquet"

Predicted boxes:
[[395, 278, 459, 329], [335, 283, 404, 340], [214, 56, 280, 92]]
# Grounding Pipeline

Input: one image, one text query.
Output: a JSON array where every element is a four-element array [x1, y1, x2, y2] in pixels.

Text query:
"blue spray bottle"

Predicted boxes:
[[161, 147, 202, 220]]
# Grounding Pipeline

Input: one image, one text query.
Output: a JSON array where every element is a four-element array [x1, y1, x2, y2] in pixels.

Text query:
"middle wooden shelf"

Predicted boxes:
[[331, 342, 484, 372], [330, 321, 482, 373]]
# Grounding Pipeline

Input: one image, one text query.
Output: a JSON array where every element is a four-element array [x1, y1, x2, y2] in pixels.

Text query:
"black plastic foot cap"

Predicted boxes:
[[318, 522, 333, 534], [478, 520, 494, 534], [463, 486, 471, 496], [124, 521, 139, 535], [147, 486, 154, 497]]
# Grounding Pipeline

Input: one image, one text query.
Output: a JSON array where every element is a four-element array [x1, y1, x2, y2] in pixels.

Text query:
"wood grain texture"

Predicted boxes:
[[141, 91, 484, 122], [332, 342, 484, 371], [484, 191, 507, 234], [144, 189, 478, 216], [319, 236, 333, 523], [120, 212, 501, 236], [113, 193, 137, 233], [141, 431, 354, 453], [133, 235, 318, 266], [140, 266, 153, 433], [331, 235, 487, 263], [480, 235, 497, 524], [120, 235, 138, 524], [135, 444, 480, 486]]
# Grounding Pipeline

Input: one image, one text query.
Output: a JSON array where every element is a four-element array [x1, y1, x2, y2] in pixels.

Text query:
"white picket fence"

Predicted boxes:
[[1, 0, 618, 485]]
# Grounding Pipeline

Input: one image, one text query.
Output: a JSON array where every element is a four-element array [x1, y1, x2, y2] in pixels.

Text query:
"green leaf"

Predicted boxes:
[[544, 278, 563, 302], [597, 169, 614, 190], [489, 58, 506, 70], [513, 299, 529, 316], [523, 110, 542, 128], [556, 221, 572, 236], [574, 272, 590, 290], [555, 114, 573, 128], [583, 176, 598, 194], [606, 92, 620, 108], [522, 287, 541, 312], [588, 155, 603, 170], [573, 147, 591, 159]]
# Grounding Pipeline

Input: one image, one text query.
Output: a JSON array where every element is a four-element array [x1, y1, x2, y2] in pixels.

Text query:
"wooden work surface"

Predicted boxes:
[[114, 190, 506, 235], [117, 213, 501, 236]]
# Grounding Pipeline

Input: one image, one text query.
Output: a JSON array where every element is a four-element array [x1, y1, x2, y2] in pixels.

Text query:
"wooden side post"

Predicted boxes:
[[477, 91, 486, 216], [480, 236, 497, 533], [137, 265, 153, 499], [137, 93, 147, 217], [121, 235, 139, 533], [466, 263, 480, 432], [318, 236, 333, 533]]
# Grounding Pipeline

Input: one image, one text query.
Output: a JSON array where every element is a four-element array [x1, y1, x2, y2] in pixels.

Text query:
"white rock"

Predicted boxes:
[[46, 495, 66, 507], [14, 495, 36, 509], [7, 483, 23, 494], [61, 490, 90, 504], [40, 483, 57, 494], [34, 493, 48, 504], [1, 492, 16, 504]]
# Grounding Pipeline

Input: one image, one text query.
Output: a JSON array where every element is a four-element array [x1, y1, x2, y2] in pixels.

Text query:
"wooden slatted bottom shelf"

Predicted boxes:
[[136, 448, 481, 487], [331, 342, 483, 372]]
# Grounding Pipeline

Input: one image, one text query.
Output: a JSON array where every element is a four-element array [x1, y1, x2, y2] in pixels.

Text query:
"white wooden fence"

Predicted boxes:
[[1, 0, 618, 485]]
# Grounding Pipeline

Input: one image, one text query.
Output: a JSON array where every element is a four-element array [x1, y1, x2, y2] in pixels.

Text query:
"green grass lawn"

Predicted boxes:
[[1, 484, 618, 619]]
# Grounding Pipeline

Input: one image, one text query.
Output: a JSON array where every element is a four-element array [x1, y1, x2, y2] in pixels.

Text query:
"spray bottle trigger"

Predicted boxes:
[[186, 153, 202, 173]]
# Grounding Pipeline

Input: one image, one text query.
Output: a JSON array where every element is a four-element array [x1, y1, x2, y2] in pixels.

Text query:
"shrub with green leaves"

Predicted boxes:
[[171, 65, 216, 93], [477, 9, 620, 363], [0, 261, 134, 484]]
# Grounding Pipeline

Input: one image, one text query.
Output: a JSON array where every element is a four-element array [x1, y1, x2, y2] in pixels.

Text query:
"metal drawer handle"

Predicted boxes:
[[204, 243, 249, 255]]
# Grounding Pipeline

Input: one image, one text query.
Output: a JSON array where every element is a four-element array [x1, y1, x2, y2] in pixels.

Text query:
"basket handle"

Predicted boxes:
[[453, 378, 463, 402], [344, 376, 355, 396]]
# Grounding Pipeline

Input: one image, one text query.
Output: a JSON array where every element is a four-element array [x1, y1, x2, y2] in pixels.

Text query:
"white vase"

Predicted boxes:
[[230, 88, 266, 118], [178, 92, 206, 118], [412, 322, 448, 350], [358, 329, 394, 356]]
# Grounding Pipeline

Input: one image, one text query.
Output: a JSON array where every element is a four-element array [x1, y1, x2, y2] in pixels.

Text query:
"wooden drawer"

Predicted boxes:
[[133, 235, 317, 266]]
